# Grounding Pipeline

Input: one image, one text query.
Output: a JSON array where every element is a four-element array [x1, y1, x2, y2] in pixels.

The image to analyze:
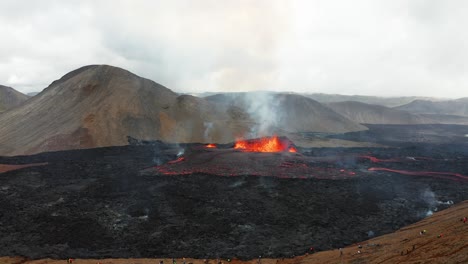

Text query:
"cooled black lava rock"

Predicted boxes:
[[1, 140, 467, 259]]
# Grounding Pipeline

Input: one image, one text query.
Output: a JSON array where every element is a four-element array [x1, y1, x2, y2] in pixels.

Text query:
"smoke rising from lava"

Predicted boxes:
[[244, 92, 280, 137]]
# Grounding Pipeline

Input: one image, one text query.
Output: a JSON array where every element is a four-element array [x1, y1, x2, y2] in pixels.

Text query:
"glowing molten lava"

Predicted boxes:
[[234, 136, 297, 153], [205, 143, 217, 148]]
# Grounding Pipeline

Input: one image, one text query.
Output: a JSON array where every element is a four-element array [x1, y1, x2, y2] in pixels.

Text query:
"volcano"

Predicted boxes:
[[0, 65, 372, 156], [0, 65, 253, 156]]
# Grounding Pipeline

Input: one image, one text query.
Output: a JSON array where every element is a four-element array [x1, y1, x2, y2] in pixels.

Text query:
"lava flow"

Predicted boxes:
[[205, 143, 217, 148], [234, 135, 297, 153], [368, 167, 468, 181]]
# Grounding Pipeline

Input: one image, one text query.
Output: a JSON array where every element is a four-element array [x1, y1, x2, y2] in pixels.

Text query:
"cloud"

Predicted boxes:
[[0, 0, 467, 98]]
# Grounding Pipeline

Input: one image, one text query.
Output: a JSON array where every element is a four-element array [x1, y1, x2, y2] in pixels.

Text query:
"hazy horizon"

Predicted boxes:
[[1, 1, 468, 98]]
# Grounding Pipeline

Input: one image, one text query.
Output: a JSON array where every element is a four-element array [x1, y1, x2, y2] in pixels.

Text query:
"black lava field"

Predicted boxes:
[[1, 124, 468, 259]]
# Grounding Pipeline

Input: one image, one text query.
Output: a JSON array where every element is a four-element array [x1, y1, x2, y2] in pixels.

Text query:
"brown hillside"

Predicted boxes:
[[0, 85, 29, 113], [396, 99, 468, 117], [0, 65, 251, 156], [206, 93, 367, 133], [328, 101, 434, 124]]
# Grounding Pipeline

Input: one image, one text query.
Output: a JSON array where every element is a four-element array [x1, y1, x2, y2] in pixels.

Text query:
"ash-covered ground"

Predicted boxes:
[[1, 124, 468, 259]]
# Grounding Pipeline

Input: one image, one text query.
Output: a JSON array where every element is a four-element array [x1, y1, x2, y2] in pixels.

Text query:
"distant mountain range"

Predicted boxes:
[[327, 101, 433, 124], [304, 93, 445, 107], [206, 93, 366, 134], [196, 92, 446, 108], [0, 65, 366, 156], [2, 65, 468, 156], [395, 99, 468, 116]]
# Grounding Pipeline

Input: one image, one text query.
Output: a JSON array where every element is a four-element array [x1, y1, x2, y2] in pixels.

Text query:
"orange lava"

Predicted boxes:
[[234, 135, 297, 153], [205, 144, 217, 148]]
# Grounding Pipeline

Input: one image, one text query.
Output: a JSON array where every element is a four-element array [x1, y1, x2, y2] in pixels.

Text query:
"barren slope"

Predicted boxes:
[[304, 93, 443, 107], [328, 101, 434, 124], [396, 98, 468, 116], [206, 93, 367, 133], [0, 65, 251, 156], [0, 85, 29, 113]]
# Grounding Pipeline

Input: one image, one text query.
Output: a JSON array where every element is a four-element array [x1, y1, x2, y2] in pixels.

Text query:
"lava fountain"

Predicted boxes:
[[234, 135, 297, 153]]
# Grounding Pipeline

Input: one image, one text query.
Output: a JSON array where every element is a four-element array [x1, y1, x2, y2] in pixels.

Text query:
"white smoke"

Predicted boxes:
[[243, 92, 280, 137], [421, 189, 454, 217], [203, 122, 214, 141], [177, 148, 185, 157]]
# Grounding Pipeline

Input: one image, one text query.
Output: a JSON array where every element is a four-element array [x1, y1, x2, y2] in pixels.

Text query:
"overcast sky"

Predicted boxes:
[[1, 0, 467, 98]]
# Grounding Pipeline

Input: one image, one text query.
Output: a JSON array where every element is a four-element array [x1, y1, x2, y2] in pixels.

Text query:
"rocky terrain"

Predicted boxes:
[[0, 124, 467, 260], [3, 200, 467, 263], [0, 85, 29, 113]]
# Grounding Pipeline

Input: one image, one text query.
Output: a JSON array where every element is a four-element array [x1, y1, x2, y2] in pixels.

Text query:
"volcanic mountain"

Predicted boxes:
[[206, 93, 367, 133], [327, 101, 433, 124], [0, 85, 29, 113], [304, 93, 442, 107], [396, 98, 468, 116], [0, 65, 254, 156]]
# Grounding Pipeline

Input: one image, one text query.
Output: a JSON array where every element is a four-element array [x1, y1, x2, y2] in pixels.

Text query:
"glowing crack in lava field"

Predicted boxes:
[[150, 136, 468, 182]]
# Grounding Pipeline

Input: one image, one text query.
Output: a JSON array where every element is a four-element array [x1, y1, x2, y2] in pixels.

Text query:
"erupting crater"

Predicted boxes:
[[234, 135, 297, 153], [145, 136, 468, 183]]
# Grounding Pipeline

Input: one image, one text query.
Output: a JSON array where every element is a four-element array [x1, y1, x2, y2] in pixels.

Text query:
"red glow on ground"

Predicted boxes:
[[234, 136, 297, 153], [167, 157, 185, 164], [368, 167, 468, 181], [205, 144, 217, 148], [359, 155, 399, 163]]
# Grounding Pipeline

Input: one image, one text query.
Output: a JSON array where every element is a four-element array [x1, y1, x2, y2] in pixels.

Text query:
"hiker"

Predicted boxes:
[[160, 260, 164, 264], [464, 217, 467, 223], [339, 248, 343, 256], [67, 259, 74, 264], [173, 258, 176, 264], [183, 258, 186, 264], [310, 246, 315, 253]]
